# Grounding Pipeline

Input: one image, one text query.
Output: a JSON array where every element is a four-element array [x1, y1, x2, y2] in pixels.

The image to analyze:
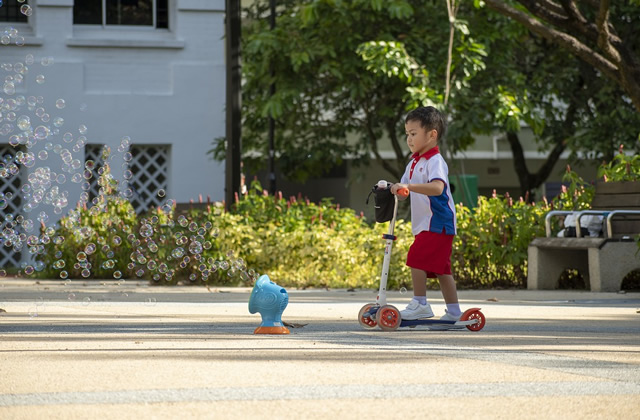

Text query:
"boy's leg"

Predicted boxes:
[[437, 274, 462, 317], [411, 268, 428, 297], [436, 274, 458, 304]]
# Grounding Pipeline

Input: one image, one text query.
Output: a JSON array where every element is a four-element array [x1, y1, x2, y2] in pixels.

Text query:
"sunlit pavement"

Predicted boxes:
[[1, 280, 639, 419]]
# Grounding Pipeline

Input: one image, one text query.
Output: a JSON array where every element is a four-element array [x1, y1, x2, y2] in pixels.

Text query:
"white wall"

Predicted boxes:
[[1, 0, 226, 217]]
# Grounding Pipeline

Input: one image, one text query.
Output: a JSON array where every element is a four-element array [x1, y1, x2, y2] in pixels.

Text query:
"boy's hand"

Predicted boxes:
[[391, 183, 410, 199]]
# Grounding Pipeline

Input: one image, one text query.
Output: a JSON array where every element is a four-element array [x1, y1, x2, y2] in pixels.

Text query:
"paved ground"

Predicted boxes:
[[1, 279, 639, 419]]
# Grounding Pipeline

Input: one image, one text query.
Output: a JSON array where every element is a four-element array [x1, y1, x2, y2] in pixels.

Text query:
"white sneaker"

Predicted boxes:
[[440, 310, 462, 322], [400, 300, 434, 320], [430, 310, 465, 330]]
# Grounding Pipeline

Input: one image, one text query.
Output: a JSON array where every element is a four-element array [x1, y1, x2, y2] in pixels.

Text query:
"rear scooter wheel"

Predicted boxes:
[[376, 305, 401, 331], [358, 303, 378, 329], [460, 308, 486, 332]]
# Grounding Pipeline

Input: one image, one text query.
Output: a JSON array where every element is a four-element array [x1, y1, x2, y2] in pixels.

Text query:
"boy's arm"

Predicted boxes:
[[391, 181, 444, 198], [404, 180, 445, 196]]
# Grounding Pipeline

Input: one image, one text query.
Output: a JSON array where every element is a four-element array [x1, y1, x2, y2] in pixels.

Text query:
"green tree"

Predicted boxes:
[[212, 0, 484, 182], [214, 0, 639, 198], [482, 0, 640, 113], [458, 3, 640, 199]]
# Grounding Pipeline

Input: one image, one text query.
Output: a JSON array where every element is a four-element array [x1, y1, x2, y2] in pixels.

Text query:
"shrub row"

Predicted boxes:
[[35, 149, 638, 289]]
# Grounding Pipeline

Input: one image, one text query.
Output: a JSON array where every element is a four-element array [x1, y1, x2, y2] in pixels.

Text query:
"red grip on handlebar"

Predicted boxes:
[[398, 188, 409, 197]]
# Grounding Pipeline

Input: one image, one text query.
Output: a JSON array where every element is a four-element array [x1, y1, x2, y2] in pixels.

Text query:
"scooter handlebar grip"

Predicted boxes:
[[398, 188, 409, 197]]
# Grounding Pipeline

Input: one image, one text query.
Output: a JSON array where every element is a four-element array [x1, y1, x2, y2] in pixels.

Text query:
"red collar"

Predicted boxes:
[[409, 146, 439, 180], [411, 146, 440, 161]]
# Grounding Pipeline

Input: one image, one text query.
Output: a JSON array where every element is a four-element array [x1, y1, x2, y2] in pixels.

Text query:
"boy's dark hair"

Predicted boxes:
[[405, 106, 447, 141]]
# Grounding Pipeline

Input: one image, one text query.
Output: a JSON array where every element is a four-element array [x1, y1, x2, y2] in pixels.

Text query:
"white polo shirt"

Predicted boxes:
[[400, 146, 457, 236]]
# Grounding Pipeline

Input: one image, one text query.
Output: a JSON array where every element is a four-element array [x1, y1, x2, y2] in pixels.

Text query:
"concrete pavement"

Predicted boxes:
[[1, 279, 639, 419]]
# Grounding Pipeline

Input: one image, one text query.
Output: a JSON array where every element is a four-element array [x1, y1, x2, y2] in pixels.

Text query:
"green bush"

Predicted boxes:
[[37, 155, 637, 289], [452, 192, 548, 288], [37, 161, 137, 280], [598, 144, 640, 182], [32, 176, 574, 289], [201, 181, 413, 289]]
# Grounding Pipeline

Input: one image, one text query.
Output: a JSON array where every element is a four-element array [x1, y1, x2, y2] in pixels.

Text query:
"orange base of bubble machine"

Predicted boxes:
[[253, 325, 290, 335]]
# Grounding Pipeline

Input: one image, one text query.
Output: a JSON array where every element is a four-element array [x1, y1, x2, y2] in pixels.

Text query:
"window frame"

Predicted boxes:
[[74, 0, 167, 30], [0, 0, 30, 24]]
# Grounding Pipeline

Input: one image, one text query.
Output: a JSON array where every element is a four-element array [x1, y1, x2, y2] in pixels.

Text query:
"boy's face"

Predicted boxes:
[[405, 119, 438, 155]]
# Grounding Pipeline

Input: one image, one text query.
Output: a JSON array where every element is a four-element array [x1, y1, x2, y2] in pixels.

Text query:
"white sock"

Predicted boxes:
[[413, 296, 427, 305], [446, 303, 461, 316]]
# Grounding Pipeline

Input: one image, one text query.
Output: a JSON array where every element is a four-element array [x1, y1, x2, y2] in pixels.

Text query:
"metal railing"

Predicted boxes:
[[545, 209, 640, 238]]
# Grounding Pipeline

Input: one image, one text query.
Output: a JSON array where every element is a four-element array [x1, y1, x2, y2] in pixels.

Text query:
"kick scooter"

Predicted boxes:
[[358, 180, 486, 332]]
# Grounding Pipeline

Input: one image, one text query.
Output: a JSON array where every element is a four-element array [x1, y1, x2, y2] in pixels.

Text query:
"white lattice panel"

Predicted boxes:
[[84, 144, 105, 202], [0, 145, 24, 268], [128, 145, 169, 213]]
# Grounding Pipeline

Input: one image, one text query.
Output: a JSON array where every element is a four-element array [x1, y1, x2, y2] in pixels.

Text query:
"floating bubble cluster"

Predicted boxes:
[[0, 8, 259, 287]]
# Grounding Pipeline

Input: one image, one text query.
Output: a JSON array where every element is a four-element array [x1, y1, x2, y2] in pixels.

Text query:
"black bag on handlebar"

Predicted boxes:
[[366, 185, 395, 223]]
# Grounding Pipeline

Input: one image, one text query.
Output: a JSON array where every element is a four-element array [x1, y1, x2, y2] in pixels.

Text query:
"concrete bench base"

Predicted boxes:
[[527, 238, 640, 292]]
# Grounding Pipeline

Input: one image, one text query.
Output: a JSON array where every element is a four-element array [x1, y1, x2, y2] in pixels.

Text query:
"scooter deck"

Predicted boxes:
[[400, 319, 476, 329], [401, 319, 466, 327]]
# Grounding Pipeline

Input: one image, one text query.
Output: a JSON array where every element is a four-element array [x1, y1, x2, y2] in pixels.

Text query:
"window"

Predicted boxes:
[[73, 0, 168, 28], [84, 144, 106, 204], [85, 144, 169, 213], [0, 0, 29, 23], [127, 145, 169, 213], [0, 145, 25, 268]]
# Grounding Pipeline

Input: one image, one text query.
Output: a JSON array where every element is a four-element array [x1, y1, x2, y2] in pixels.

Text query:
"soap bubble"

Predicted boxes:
[[84, 243, 96, 255], [63, 132, 73, 143], [139, 224, 153, 238], [20, 5, 32, 17], [35, 74, 45, 84], [189, 241, 203, 255], [55, 99, 65, 109]]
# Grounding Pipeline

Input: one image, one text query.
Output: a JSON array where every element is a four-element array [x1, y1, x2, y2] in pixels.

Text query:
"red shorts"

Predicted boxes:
[[406, 231, 453, 278]]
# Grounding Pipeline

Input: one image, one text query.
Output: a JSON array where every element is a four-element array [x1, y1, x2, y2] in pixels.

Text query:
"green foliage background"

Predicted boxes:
[[31, 182, 565, 290], [36, 152, 639, 289]]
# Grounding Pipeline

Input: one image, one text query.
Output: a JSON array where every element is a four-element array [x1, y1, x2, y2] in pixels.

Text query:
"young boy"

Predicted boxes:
[[390, 106, 462, 326]]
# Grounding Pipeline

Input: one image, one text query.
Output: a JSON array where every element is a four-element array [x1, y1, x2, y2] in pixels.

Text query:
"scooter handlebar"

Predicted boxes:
[[376, 180, 409, 196]]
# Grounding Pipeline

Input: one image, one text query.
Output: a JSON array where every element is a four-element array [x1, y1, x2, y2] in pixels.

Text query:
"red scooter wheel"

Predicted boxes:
[[358, 303, 378, 329], [376, 305, 401, 331], [460, 308, 485, 331]]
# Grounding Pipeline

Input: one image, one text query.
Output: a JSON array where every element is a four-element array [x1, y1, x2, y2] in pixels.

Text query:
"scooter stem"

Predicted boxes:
[[376, 192, 400, 306]]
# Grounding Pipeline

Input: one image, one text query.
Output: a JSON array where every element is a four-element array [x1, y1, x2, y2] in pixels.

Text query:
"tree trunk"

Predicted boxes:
[[506, 132, 566, 202]]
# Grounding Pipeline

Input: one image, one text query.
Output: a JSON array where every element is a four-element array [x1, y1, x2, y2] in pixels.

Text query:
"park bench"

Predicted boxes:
[[527, 181, 640, 292]]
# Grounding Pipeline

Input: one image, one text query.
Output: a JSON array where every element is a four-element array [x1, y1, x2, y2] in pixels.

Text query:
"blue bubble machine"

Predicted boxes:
[[248, 274, 290, 334]]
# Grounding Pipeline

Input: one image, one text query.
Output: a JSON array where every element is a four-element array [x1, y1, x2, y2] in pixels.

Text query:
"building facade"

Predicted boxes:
[[1, 0, 227, 267]]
